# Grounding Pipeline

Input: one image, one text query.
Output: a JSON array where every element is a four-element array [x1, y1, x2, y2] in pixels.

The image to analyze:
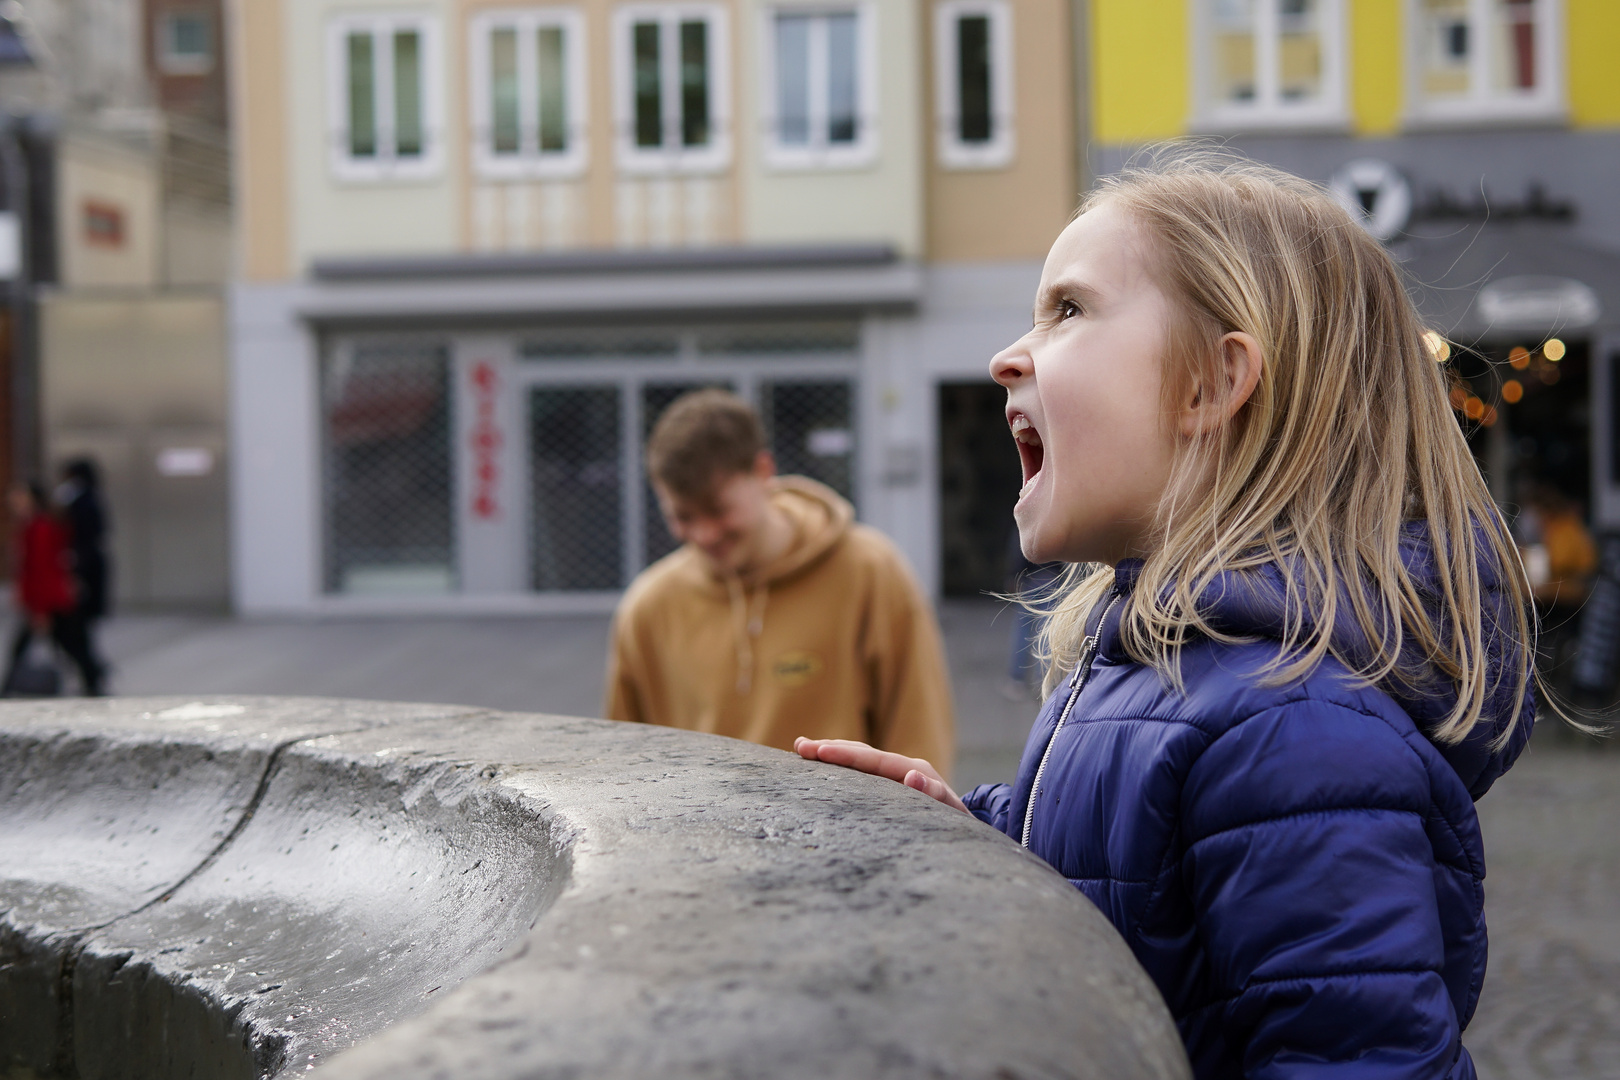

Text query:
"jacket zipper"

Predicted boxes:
[[1021, 592, 1123, 850]]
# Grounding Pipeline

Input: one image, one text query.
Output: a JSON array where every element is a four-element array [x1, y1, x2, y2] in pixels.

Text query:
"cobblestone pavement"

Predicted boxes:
[[93, 598, 1044, 790], [1471, 735, 1620, 1079], [88, 600, 1620, 1076]]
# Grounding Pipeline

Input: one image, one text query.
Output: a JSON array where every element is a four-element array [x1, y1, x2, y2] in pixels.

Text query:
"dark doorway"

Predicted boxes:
[[938, 381, 1022, 596], [1454, 337, 1590, 507]]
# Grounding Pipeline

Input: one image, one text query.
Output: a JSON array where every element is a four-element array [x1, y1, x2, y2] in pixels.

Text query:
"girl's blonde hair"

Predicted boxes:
[[1034, 152, 1535, 747]]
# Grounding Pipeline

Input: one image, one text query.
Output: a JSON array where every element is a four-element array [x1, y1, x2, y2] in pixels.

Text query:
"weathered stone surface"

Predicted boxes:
[[0, 697, 1190, 1080]]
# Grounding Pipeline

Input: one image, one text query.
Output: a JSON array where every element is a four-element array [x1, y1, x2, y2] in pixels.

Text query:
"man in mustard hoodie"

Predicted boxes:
[[604, 389, 955, 773]]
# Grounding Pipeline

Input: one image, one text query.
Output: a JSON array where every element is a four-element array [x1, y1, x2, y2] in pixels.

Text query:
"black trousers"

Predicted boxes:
[[5, 612, 104, 696]]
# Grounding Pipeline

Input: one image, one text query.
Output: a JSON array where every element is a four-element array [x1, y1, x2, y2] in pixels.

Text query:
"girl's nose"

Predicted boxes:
[[990, 338, 1034, 387]]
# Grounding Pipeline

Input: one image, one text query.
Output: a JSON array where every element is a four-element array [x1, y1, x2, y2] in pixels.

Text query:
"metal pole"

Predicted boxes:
[[0, 115, 35, 484]]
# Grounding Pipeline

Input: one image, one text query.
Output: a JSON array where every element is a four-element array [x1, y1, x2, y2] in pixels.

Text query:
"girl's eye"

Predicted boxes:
[[1058, 299, 1082, 320]]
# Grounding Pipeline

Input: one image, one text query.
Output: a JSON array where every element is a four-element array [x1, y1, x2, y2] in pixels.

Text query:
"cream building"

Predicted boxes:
[[230, 0, 1081, 612]]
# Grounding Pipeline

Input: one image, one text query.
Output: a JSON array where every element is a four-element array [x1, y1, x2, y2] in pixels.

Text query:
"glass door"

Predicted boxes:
[[529, 385, 625, 590]]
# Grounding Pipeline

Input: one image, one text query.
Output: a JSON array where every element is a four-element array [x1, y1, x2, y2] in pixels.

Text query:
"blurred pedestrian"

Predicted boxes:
[[1517, 482, 1596, 679], [3, 481, 104, 696], [56, 457, 111, 672], [1518, 483, 1595, 608], [605, 389, 954, 768]]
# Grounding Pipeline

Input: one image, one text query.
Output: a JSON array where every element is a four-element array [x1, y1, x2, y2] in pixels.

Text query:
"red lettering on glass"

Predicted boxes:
[[470, 360, 502, 520]]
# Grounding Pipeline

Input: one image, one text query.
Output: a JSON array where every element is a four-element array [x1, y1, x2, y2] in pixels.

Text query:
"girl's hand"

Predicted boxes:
[[793, 737, 969, 814]]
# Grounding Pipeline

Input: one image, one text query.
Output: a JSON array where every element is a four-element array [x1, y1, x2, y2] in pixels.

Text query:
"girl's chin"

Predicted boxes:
[[1011, 515, 1056, 564]]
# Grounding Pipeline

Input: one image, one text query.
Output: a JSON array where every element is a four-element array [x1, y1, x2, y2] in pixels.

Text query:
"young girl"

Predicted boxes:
[[796, 156, 1536, 1079]]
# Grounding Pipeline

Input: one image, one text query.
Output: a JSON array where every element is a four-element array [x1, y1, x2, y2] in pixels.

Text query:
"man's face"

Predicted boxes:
[[654, 454, 775, 574]]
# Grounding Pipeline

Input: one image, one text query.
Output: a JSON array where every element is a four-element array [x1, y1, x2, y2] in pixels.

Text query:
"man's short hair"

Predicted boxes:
[[646, 389, 766, 499]]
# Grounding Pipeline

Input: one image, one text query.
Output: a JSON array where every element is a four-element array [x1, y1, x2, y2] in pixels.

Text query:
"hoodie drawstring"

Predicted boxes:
[[726, 577, 770, 694]]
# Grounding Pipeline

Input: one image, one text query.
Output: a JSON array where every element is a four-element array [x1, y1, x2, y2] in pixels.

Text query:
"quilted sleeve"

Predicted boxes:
[[962, 783, 1014, 835], [1180, 699, 1464, 1079]]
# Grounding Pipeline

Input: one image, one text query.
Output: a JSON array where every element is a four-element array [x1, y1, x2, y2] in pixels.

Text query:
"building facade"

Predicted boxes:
[[0, 0, 233, 608], [230, 0, 1083, 613], [1090, 0, 1620, 531]]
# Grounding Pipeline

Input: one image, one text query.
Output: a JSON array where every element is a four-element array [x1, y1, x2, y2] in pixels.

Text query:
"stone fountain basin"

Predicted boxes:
[[0, 697, 1189, 1080]]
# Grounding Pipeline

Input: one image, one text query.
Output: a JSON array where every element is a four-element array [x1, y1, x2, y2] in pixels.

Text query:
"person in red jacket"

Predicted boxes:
[[3, 481, 104, 695]]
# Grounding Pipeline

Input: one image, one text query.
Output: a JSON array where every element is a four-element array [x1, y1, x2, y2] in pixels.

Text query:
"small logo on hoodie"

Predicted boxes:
[[772, 651, 823, 687]]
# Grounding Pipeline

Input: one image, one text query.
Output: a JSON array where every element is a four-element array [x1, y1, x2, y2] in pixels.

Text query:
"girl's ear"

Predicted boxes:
[[1179, 331, 1263, 437]]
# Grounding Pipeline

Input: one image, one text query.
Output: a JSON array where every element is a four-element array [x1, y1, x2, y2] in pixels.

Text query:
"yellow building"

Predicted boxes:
[[229, 0, 1085, 611], [1090, 0, 1620, 146]]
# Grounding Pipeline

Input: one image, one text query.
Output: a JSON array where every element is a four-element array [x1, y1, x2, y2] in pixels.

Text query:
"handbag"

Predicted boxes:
[[5, 636, 61, 697]]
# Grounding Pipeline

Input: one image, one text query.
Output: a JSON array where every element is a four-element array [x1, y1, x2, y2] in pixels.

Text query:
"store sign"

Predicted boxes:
[[155, 447, 214, 477], [807, 428, 853, 457], [1329, 159, 1412, 242], [469, 359, 502, 520], [1475, 275, 1601, 333]]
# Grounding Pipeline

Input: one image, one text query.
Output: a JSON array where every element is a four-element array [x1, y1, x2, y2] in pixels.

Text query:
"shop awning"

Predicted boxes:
[[297, 244, 921, 327], [1394, 221, 1620, 344]]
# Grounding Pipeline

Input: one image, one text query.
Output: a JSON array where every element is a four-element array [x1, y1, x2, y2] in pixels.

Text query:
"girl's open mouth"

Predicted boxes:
[[1011, 414, 1044, 499]]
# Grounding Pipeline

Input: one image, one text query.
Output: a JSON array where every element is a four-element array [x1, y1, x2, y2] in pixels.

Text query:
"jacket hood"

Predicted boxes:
[[1108, 526, 1535, 800], [729, 475, 853, 588]]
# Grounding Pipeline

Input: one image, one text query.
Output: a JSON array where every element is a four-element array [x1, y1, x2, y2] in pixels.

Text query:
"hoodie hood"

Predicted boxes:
[[1107, 526, 1535, 800], [722, 475, 853, 588], [685, 475, 852, 695]]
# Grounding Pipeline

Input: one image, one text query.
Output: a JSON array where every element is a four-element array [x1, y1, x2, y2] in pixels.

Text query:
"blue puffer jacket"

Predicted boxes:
[[965, 552, 1534, 1080]]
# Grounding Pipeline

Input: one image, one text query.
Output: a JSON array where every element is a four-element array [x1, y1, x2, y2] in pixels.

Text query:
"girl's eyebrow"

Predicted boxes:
[[1035, 279, 1102, 314]]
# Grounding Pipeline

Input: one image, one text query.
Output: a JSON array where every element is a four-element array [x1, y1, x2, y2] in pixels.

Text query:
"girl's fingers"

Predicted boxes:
[[795, 738, 925, 785], [795, 738, 967, 813], [816, 740, 906, 780], [903, 769, 970, 814]]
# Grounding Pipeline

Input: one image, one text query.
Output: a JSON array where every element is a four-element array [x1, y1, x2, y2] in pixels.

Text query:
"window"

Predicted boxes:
[[83, 201, 125, 247], [323, 341, 454, 595], [613, 5, 730, 173], [1408, 0, 1562, 122], [762, 5, 877, 169], [933, 0, 1012, 169], [471, 9, 587, 178], [157, 11, 212, 75], [1192, 0, 1346, 129], [326, 15, 442, 181]]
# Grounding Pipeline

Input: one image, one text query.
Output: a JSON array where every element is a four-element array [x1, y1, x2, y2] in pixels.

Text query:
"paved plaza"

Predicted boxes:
[[85, 599, 1620, 1077]]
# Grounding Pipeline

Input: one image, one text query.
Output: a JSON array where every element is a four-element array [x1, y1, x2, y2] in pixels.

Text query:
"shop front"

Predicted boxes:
[[319, 321, 863, 602], [230, 247, 1042, 615], [1398, 222, 1620, 522]]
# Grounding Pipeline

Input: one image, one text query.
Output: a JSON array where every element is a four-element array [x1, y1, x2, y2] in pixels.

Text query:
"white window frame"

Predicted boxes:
[[1189, 0, 1348, 131], [470, 8, 589, 180], [1404, 0, 1564, 125], [156, 11, 214, 76], [612, 4, 732, 175], [932, 0, 1013, 170], [325, 13, 444, 183], [759, 3, 879, 171]]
